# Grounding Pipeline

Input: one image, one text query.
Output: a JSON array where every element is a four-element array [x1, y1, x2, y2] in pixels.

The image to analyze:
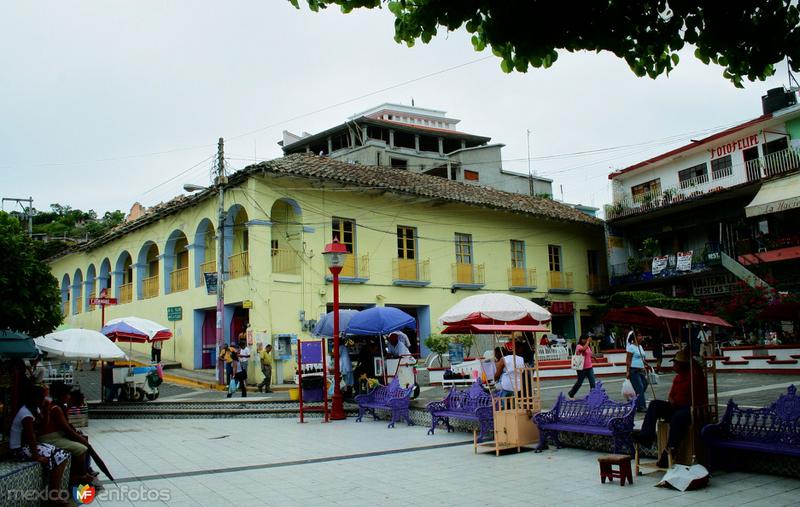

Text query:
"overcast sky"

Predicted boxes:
[[0, 1, 790, 217]]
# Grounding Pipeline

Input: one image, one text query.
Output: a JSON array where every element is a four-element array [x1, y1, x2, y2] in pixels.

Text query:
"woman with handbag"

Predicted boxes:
[[626, 329, 650, 412], [567, 334, 596, 399]]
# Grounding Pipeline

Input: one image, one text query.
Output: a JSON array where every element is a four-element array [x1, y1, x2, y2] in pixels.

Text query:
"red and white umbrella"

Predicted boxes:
[[101, 317, 172, 343], [438, 293, 551, 327]]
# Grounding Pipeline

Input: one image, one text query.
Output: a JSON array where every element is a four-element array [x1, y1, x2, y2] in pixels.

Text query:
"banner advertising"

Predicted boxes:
[[676, 251, 693, 271], [651, 255, 669, 275]]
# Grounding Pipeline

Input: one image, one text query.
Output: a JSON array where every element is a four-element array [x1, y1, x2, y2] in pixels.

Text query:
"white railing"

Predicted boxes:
[[606, 147, 800, 220]]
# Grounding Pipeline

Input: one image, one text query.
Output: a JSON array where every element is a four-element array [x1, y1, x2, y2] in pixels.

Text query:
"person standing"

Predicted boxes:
[[227, 348, 247, 398], [626, 329, 650, 412], [258, 344, 273, 393], [494, 341, 525, 397], [238, 338, 251, 386], [568, 334, 596, 399], [151, 340, 162, 364]]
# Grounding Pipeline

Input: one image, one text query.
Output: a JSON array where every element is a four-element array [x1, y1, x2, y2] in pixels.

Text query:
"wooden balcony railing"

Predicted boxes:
[[142, 275, 159, 299], [88, 291, 96, 311], [229, 251, 250, 279], [271, 248, 300, 275], [200, 259, 216, 275], [587, 274, 603, 292], [509, 267, 537, 288], [74, 296, 83, 315], [392, 258, 430, 282], [62, 301, 69, 317], [452, 263, 485, 286], [170, 267, 189, 293], [119, 283, 133, 304], [548, 271, 574, 291], [340, 253, 369, 279]]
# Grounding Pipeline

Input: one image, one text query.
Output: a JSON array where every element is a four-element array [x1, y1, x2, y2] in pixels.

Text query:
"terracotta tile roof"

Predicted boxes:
[[64, 153, 599, 257], [247, 154, 601, 227]]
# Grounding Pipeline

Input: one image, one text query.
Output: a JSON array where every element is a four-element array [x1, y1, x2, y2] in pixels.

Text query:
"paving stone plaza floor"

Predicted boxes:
[[84, 417, 800, 507]]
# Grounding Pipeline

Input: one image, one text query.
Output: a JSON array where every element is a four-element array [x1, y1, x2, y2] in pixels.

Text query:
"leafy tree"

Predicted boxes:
[[290, 0, 800, 87], [0, 212, 62, 337]]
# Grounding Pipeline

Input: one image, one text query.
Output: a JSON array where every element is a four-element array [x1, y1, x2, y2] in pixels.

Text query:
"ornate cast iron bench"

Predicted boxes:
[[354, 376, 414, 428], [426, 380, 493, 441], [533, 381, 637, 454], [701, 384, 800, 469]]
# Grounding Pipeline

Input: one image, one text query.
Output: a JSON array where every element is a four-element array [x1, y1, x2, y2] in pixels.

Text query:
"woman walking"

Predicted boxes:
[[568, 334, 596, 399], [626, 329, 649, 412]]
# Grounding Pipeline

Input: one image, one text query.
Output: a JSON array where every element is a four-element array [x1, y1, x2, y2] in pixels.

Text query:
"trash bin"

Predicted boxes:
[[301, 375, 324, 402]]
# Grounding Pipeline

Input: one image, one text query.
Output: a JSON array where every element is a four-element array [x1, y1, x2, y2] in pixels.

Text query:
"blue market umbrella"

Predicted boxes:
[[0, 330, 39, 360], [344, 307, 416, 336], [312, 310, 360, 338]]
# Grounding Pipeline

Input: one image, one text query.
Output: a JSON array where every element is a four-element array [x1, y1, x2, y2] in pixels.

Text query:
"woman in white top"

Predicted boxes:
[[625, 329, 650, 412], [10, 385, 70, 506], [494, 341, 525, 397]]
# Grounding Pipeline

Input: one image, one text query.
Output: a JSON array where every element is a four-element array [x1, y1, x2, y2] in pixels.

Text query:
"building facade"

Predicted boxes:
[[605, 88, 800, 302], [51, 155, 605, 381], [280, 103, 553, 196]]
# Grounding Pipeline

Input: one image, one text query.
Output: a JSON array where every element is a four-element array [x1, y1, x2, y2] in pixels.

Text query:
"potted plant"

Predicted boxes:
[[639, 237, 660, 258], [424, 334, 450, 367], [451, 334, 476, 359], [662, 188, 676, 203]]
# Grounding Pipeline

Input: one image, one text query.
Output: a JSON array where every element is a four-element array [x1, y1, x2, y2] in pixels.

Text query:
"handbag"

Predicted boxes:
[[648, 370, 659, 385], [570, 354, 585, 370]]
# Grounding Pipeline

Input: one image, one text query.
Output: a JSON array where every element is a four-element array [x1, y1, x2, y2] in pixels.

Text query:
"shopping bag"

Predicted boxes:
[[570, 354, 585, 370], [648, 370, 659, 385], [228, 379, 239, 394], [621, 378, 636, 400]]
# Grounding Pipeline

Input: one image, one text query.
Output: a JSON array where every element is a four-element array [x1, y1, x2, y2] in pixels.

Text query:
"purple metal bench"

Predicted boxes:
[[426, 380, 493, 441], [533, 381, 636, 454], [354, 376, 414, 428], [702, 384, 800, 469]]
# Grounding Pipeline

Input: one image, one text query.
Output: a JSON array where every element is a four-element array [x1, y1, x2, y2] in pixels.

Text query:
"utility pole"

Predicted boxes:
[[2, 197, 34, 236], [526, 130, 534, 196], [215, 138, 228, 385]]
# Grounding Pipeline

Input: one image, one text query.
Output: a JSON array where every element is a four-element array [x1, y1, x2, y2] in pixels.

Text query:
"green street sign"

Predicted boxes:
[[167, 306, 183, 322]]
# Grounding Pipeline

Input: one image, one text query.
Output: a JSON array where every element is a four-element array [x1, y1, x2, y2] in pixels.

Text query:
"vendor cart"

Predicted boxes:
[[112, 365, 161, 402]]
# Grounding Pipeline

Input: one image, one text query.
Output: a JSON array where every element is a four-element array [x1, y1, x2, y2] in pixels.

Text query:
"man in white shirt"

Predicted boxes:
[[386, 332, 411, 358]]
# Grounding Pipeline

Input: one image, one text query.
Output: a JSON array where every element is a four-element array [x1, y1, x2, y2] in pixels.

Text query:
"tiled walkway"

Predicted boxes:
[[85, 418, 800, 507]]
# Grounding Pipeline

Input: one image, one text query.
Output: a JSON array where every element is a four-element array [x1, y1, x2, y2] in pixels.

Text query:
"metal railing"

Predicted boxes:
[[606, 147, 800, 220], [119, 283, 132, 304], [392, 258, 430, 282], [229, 251, 250, 279], [548, 271, 574, 291], [340, 253, 369, 279], [452, 262, 485, 285], [74, 296, 82, 314], [142, 275, 159, 299], [200, 259, 216, 275], [271, 248, 300, 275], [508, 267, 536, 288], [170, 267, 189, 293]]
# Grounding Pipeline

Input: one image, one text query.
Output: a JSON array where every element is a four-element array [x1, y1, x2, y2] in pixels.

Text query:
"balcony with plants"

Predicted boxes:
[[610, 238, 721, 287], [605, 147, 800, 220]]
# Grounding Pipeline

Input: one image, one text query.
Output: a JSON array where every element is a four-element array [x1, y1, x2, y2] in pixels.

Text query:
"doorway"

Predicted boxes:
[[230, 307, 250, 344], [744, 146, 761, 181], [201, 310, 216, 369]]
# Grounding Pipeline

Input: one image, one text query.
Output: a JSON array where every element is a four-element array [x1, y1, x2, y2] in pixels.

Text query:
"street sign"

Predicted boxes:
[[167, 306, 183, 321], [89, 297, 117, 306], [204, 273, 218, 295]]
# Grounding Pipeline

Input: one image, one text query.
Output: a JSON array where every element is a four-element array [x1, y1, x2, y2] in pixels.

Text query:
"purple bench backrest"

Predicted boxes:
[[371, 377, 412, 402], [555, 381, 634, 425], [723, 384, 800, 444], [444, 381, 491, 411]]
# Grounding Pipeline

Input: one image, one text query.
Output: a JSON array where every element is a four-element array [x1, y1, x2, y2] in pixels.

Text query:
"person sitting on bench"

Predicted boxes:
[[634, 347, 707, 467]]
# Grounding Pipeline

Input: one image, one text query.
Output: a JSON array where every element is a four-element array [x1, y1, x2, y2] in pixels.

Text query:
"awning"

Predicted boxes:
[[745, 172, 800, 217], [603, 306, 733, 329]]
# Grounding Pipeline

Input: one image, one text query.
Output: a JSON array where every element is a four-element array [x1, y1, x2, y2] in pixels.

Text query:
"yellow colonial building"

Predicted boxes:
[[50, 154, 605, 381]]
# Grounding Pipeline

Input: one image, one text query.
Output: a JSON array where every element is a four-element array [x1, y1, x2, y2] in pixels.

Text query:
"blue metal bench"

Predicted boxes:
[[702, 384, 800, 469], [354, 376, 414, 428], [426, 380, 493, 441], [533, 381, 637, 454]]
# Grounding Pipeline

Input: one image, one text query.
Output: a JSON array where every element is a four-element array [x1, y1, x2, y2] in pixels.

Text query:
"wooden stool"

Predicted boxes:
[[598, 454, 633, 486]]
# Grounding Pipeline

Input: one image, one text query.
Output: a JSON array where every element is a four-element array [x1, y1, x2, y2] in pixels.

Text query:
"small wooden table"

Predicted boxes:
[[598, 454, 633, 486]]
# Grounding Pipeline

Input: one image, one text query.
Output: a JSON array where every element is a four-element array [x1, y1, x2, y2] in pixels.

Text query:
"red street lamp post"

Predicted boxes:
[[322, 238, 348, 420]]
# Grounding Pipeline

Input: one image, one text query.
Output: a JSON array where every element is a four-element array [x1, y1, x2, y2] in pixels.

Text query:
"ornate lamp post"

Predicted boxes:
[[322, 238, 348, 420]]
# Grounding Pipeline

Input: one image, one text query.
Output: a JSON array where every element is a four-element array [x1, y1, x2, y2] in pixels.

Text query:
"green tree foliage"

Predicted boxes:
[[290, 0, 800, 87], [588, 290, 700, 316], [0, 212, 62, 337]]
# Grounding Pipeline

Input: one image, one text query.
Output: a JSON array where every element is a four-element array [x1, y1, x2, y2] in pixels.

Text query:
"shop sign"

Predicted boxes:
[[710, 133, 759, 159], [676, 251, 693, 271], [550, 301, 574, 315], [204, 273, 218, 295], [651, 255, 669, 275], [692, 274, 737, 297], [167, 306, 182, 321]]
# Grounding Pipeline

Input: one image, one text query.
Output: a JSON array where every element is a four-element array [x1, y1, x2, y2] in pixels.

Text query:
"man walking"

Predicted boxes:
[[258, 344, 273, 393]]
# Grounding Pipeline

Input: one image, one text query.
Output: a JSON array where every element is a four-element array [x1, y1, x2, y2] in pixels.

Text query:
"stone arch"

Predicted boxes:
[[270, 198, 303, 275], [193, 218, 216, 287], [98, 258, 112, 295], [72, 268, 83, 315], [164, 229, 189, 293], [136, 241, 159, 299], [85, 264, 96, 312], [114, 251, 133, 302], [60, 273, 70, 317]]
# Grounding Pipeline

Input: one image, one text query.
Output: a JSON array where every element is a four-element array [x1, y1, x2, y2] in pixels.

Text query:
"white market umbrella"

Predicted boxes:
[[36, 329, 127, 360], [438, 293, 551, 325]]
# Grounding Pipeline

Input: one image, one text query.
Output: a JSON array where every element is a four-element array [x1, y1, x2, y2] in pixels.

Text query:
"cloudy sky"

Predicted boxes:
[[0, 1, 790, 217]]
